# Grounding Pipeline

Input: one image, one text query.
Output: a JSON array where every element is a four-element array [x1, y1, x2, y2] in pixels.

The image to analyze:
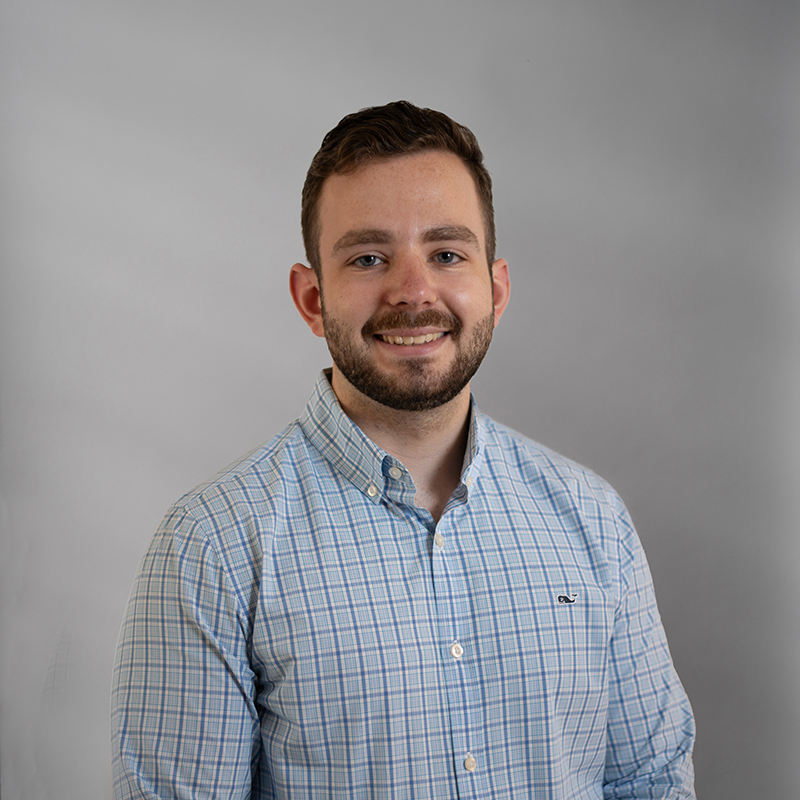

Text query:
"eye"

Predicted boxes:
[[433, 251, 462, 265], [352, 254, 385, 268]]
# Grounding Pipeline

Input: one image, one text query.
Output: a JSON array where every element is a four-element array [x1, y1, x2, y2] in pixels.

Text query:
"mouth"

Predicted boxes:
[[377, 332, 446, 346]]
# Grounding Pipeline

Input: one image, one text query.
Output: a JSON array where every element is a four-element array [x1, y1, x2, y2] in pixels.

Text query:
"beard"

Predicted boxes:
[[321, 305, 495, 412]]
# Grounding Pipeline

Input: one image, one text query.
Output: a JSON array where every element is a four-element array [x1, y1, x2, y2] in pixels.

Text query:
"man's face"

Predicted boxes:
[[296, 150, 509, 413]]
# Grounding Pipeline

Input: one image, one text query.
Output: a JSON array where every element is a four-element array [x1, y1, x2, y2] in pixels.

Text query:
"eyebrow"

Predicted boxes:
[[422, 225, 480, 249], [330, 228, 393, 257], [330, 225, 481, 257]]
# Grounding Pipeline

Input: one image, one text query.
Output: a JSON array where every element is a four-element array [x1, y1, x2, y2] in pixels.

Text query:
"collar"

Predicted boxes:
[[299, 370, 485, 504]]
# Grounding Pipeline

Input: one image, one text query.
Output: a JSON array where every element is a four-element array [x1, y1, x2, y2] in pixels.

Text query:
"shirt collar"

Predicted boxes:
[[299, 370, 485, 503]]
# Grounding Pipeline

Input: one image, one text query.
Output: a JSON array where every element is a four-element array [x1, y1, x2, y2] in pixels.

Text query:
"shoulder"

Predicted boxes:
[[479, 414, 620, 502], [178, 421, 310, 508], [143, 420, 325, 613], [477, 414, 639, 560], [155, 420, 324, 555]]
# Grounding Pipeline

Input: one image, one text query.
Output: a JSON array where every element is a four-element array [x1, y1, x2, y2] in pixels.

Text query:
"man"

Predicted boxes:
[[112, 101, 695, 798]]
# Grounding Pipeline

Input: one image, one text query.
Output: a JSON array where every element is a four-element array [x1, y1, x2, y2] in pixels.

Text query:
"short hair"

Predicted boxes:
[[301, 100, 495, 276]]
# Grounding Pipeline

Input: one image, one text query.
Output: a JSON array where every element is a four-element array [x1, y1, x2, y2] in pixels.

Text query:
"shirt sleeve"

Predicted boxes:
[[603, 500, 696, 799], [111, 505, 261, 799]]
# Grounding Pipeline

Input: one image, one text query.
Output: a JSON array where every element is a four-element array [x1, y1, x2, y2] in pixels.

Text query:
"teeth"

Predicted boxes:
[[380, 332, 445, 346]]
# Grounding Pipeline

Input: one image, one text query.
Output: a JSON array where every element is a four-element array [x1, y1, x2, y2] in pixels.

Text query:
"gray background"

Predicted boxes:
[[1, 1, 798, 797]]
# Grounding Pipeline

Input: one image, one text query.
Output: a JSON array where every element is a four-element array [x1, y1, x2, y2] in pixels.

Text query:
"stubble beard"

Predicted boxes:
[[321, 306, 495, 412]]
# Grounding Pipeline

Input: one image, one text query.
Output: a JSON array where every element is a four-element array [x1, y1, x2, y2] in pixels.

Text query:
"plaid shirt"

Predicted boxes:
[[112, 371, 695, 799]]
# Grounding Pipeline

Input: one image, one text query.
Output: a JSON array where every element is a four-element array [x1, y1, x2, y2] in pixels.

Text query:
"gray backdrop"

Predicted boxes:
[[1, 1, 798, 798]]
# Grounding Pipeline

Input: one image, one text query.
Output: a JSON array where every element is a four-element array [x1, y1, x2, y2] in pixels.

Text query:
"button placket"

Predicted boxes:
[[430, 514, 485, 795]]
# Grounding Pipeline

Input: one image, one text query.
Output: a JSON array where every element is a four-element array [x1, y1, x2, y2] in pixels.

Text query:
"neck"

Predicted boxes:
[[331, 370, 471, 521]]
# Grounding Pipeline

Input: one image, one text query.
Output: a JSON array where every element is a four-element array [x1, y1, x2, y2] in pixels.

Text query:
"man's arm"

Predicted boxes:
[[603, 501, 696, 799], [111, 506, 260, 799]]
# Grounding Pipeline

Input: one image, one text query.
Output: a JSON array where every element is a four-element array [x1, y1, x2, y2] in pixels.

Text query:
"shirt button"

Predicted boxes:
[[464, 755, 477, 772], [465, 476, 474, 487], [434, 533, 444, 549], [450, 642, 464, 659], [388, 466, 402, 479], [367, 484, 378, 497]]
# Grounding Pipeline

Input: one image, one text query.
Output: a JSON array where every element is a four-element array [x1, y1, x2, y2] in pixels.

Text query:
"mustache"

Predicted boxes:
[[362, 309, 462, 338]]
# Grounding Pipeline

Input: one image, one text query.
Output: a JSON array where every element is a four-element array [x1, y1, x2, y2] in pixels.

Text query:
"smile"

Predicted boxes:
[[378, 332, 446, 346]]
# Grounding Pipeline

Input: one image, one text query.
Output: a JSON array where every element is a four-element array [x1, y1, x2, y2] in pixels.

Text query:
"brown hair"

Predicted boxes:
[[301, 100, 495, 275]]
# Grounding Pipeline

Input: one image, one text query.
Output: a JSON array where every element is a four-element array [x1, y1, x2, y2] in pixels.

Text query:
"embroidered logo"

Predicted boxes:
[[557, 593, 578, 604]]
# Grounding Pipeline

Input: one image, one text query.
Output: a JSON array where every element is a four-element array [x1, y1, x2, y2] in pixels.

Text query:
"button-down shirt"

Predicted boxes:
[[112, 371, 695, 799]]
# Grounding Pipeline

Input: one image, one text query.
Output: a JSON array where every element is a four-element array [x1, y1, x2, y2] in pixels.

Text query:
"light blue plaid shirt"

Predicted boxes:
[[112, 371, 695, 799]]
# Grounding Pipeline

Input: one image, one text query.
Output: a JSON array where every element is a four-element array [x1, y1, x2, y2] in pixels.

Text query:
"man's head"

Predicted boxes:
[[290, 103, 510, 416], [301, 100, 495, 277]]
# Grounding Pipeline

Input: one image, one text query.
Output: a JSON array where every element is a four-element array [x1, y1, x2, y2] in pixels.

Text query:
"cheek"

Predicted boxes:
[[324, 294, 372, 330], [450, 282, 495, 316]]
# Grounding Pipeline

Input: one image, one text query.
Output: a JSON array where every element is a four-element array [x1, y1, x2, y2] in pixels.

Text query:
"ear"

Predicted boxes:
[[491, 258, 510, 327], [289, 263, 325, 338]]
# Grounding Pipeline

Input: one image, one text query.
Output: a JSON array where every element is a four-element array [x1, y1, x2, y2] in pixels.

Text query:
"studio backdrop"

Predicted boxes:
[[0, 1, 798, 798]]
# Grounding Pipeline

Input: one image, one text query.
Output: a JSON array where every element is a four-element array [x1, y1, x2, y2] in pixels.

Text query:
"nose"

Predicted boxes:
[[384, 252, 437, 308]]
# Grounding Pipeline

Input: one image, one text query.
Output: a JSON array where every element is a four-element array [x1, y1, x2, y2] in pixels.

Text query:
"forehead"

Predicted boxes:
[[317, 151, 484, 255]]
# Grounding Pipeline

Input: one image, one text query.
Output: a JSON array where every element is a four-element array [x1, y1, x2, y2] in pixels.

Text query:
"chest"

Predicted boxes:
[[250, 482, 617, 705]]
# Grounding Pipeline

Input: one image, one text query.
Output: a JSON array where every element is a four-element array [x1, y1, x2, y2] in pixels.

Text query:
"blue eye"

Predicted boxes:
[[353, 255, 383, 268], [435, 251, 460, 264]]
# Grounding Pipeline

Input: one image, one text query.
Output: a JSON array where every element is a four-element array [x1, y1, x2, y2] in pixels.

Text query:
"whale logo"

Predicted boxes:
[[557, 593, 578, 604]]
